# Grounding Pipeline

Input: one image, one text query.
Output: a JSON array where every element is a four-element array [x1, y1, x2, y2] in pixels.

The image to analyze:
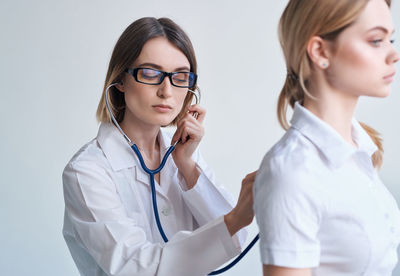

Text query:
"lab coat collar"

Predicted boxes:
[[96, 122, 174, 172], [290, 102, 377, 168], [97, 123, 176, 198], [97, 122, 135, 171]]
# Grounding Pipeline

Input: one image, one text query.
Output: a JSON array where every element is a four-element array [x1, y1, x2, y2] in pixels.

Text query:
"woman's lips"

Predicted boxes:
[[152, 104, 172, 113], [383, 71, 396, 83]]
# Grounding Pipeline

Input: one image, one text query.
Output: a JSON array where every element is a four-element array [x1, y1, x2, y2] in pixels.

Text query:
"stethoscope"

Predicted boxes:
[[105, 83, 259, 275]]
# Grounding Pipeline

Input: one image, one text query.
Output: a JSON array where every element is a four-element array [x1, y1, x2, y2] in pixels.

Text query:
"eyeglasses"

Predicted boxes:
[[125, 68, 197, 88]]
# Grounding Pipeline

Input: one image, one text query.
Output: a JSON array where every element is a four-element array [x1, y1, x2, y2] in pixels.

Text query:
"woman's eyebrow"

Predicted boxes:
[[174, 66, 190, 72], [136, 63, 190, 72], [136, 62, 162, 69], [366, 26, 395, 34]]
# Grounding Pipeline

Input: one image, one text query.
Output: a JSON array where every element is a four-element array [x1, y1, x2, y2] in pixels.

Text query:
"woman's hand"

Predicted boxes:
[[224, 171, 257, 236], [171, 104, 206, 189]]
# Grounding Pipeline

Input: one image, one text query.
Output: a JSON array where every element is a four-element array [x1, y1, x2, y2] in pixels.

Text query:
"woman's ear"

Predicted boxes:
[[115, 80, 125, 92], [307, 36, 331, 69]]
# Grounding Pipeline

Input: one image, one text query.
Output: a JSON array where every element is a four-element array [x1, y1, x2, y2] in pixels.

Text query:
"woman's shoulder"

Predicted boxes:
[[254, 129, 327, 217], [255, 128, 325, 193], [264, 128, 319, 167], [64, 138, 109, 173]]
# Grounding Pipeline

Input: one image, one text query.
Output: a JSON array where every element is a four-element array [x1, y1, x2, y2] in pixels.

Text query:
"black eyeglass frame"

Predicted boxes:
[[125, 68, 197, 88]]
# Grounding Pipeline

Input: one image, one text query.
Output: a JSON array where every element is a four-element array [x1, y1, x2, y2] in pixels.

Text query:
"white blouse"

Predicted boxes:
[[63, 123, 246, 276], [254, 102, 400, 275]]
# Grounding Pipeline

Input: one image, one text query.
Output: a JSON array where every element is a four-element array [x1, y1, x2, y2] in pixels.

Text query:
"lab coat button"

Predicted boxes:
[[385, 213, 390, 219], [161, 207, 171, 216]]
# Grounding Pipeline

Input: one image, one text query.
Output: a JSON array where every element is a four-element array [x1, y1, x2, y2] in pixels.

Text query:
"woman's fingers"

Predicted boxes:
[[171, 126, 183, 145], [180, 123, 202, 143], [188, 104, 206, 123], [243, 171, 258, 184], [172, 105, 205, 145], [236, 170, 258, 223], [173, 112, 204, 144], [172, 121, 199, 144]]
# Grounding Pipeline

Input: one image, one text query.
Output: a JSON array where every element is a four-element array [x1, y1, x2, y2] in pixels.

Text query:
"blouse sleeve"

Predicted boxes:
[[254, 154, 324, 268], [63, 159, 240, 276]]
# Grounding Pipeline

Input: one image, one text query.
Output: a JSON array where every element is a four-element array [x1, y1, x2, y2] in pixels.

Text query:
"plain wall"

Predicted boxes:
[[1, 0, 399, 275]]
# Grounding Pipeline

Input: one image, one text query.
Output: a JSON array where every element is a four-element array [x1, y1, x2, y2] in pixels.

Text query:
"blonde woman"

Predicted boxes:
[[254, 0, 400, 275], [63, 17, 255, 276]]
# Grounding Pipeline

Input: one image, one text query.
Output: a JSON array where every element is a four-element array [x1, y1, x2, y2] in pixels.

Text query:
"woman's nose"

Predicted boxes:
[[157, 76, 173, 98], [387, 44, 400, 64]]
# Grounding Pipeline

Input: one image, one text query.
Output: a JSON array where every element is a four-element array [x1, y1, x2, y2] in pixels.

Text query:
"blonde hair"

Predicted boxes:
[[277, 0, 390, 168], [96, 17, 198, 125]]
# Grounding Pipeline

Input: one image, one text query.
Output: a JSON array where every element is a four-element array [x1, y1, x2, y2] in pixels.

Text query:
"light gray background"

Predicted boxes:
[[1, 0, 399, 275]]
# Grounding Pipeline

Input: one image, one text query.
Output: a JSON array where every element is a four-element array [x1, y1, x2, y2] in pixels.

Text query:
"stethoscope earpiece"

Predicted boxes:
[[187, 89, 200, 119], [188, 89, 199, 105]]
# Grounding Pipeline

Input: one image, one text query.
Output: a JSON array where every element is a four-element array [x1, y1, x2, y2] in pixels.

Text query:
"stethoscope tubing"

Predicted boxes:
[[131, 143, 174, 243]]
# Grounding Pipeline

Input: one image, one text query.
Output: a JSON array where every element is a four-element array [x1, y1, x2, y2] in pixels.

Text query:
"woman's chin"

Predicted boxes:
[[374, 88, 391, 98], [154, 116, 175, 127], [363, 86, 392, 98]]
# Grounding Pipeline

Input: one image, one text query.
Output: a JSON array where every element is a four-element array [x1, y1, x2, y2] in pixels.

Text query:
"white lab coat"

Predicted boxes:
[[63, 123, 247, 276]]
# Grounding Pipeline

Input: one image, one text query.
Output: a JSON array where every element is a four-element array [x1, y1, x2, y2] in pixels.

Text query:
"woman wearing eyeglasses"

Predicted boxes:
[[254, 0, 400, 275], [62, 17, 255, 276]]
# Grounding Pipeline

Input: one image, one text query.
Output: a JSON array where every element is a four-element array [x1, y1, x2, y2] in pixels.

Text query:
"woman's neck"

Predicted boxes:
[[304, 79, 359, 147], [119, 112, 160, 159]]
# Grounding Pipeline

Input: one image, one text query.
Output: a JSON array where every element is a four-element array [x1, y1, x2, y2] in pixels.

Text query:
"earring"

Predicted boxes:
[[322, 62, 328, 68]]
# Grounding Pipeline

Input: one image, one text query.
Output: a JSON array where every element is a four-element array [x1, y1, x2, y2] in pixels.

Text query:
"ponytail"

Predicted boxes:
[[359, 122, 383, 169], [277, 76, 292, 130], [277, 67, 308, 130]]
